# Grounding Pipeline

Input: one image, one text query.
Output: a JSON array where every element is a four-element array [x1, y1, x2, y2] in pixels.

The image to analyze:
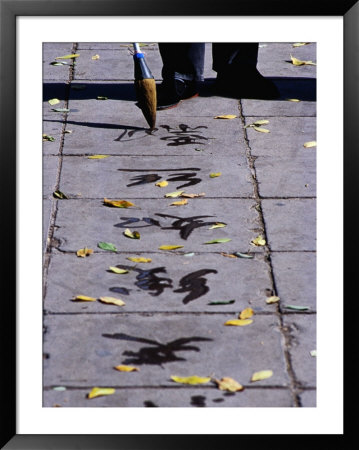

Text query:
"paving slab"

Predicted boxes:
[[52, 198, 263, 253], [42, 43, 74, 81], [43, 313, 289, 388], [261, 199, 316, 251], [59, 154, 253, 199], [282, 314, 316, 388], [241, 97, 316, 118], [298, 389, 316, 407], [271, 252, 316, 311], [43, 386, 294, 408], [44, 252, 273, 313], [43, 155, 60, 197], [43, 199, 53, 253]]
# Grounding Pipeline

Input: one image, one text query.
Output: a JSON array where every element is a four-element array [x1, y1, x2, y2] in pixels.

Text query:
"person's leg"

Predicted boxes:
[[212, 43, 279, 99], [157, 43, 205, 110]]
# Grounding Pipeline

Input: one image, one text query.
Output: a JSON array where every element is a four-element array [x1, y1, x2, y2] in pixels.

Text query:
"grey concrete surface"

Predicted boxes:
[[42, 41, 316, 408]]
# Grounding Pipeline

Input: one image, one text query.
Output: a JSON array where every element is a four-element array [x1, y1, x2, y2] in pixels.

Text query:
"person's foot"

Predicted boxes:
[[213, 67, 280, 100], [156, 78, 199, 110]]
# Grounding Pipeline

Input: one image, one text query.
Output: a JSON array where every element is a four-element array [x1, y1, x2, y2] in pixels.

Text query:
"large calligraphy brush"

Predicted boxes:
[[132, 43, 157, 129]]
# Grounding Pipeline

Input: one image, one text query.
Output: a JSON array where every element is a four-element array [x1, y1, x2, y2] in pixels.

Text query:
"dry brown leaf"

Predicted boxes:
[[221, 252, 237, 258], [180, 192, 205, 198]]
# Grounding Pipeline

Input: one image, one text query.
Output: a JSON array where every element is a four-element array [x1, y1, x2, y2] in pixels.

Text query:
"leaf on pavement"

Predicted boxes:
[[170, 199, 188, 206], [170, 375, 211, 385], [109, 266, 129, 274], [53, 190, 68, 199], [127, 256, 152, 263], [180, 192, 205, 198], [214, 377, 244, 392], [155, 180, 169, 187], [208, 223, 226, 229], [310, 350, 317, 357], [124, 228, 140, 239], [253, 126, 270, 133], [43, 134, 55, 141], [98, 296, 125, 307], [251, 370, 273, 382], [290, 54, 316, 66], [159, 245, 184, 250], [220, 252, 237, 258], [51, 108, 70, 113], [72, 295, 96, 302], [76, 247, 93, 257], [239, 307, 254, 319], [224, 319, 253, 326], [103, 198, 135, 208], [87, 154, 110, 159], [204, 238, 231, 244], [266, 295, 280, 304], [114, 365, 139, 372], [303, 141, 316, 148], [48, 98, 60, 106], [233, 252, 254, 259], [55, 53, 80, 59], [286, 98, 301, 102], [251, 235, 266, 246], [97, 242, 117, 252], [292, 42, 310, 47], [87, 387, 115, 399], [164, 190, 184, 198], [214, 115, 237, 119], [92, 54, 100, 60], [284, 304, 309, 311], [209, 172, 221, 178]]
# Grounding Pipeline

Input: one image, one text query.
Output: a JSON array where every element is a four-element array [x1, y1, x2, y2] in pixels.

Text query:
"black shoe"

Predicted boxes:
[[214, 68, 280, 100], [156, 78, 199, 110]]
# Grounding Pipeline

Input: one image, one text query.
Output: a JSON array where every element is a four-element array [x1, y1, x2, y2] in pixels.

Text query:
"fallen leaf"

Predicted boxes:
[[53, 386, 67, 391], [214, 377, 244, 392], [87, 154, 110, 159], [286, 98, 301, 102], [221, 252, 237, 258], [290, 54, 316, 66], [50, 61, 68, 66], [92, 54, 100, 60], [72, 295, 96, 302], [51, 108, 70, 113], [170, 199, 188, 206], [87, 387, 115, 399], [253, 126, 270, 133], [284, 304, 309, 311], [303, 141, 317, 148], [103, 198, 135, 208], [127, 257, 152, 263], [245, 120, 269, 128], [53, 190, 68, 199], [183, 252, 195, 257], [43, 134, 55, 142], [124, 228, 140, 239], [209, 223, 226, 229], [214, 115, 237, 119], [109, 266, 129, 274], [97, 242, 117, 252], [209, 172, 222, 178], [99, 296, 125, 307], [159, 245, 184, 250], [48, 98, 60, 106], [233, 252, 254, 259], [224, 319, 253, 326], [251, 235, 266, 246], [155, 180, 169, 187], [292, 42, 310, 47], [76, 247, 93, 257], [114, 365, 139, 372], [165, 190, 184, 198], [310, 350, 317, 357], [204, 238, 231, 244], [55, 53, 80, 59], [97, 96, 108, 100], [180, 192, 205, 198], [170, 375, 211, 385], [266, 296, 280, 304], [208, 300, 235, 305], [64, 130, 73, 134], [251, 370, 273, 382], [239, 307, 254, 319]]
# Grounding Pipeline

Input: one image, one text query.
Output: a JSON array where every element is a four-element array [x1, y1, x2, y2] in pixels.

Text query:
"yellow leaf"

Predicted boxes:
[[221, 252, 237, 258], [87, 387, 115, 399], [224, 319, 253, 326], [159, 245, 184, 251], [92, 54, 100, 60], [290, 54, 316, 66], [292, 42, 310, 47], [55, 53, 80, 59], [165, 190, 184, 198], [114, 365, 139, 372], [266, 295, 280, 304], [87, 154, 110, 159], [109, 266, 129, 274], [98, 296, 125, 307], [76, 247, 93, 257], [103, 198, 135, 208], [286, 98, 301, 102], [127, 257, 152, 263], [251, 235, 266, 246], [170, 199, 188, 206], [170, 375, 211, 385], [48, 98, 60, 106], [253, 120, 269, 126], [215, 377, 244, 392], [209, 222, 226, 229], [72, 295, 96, 302], [180, 192, 205, 198], [239, 307, 254, 319], [303, 141, 317, 148], [214, 115, 237, 119], [124, 228, 140, 239], [155, 180, 169, 187], [209, 172, 221, 178], [251, 370, 273, 382], [253, 126, 270, 133]]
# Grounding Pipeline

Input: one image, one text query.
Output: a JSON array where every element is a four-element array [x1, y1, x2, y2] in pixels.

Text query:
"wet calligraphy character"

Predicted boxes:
[[160, 124, 209, 146], [156, 213, 222, 240], [114, 217, 161, 229], [174, 269, 218, 304], [115, 265, 173, 296]]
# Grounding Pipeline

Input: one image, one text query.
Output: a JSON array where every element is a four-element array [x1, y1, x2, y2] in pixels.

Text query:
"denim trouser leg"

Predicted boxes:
[[212, 43, 259, 74], [159, 43, 205, 82]]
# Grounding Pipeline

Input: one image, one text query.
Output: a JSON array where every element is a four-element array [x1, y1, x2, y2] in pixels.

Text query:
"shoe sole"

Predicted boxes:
[[157, 92, 199, 111]]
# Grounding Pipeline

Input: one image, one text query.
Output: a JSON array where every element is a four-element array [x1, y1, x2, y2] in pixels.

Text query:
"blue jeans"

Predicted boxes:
[[159, 43, 259, 82]]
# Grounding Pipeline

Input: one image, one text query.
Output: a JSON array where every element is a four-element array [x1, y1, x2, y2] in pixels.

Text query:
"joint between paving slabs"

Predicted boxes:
[[238, 100, 302, 407]]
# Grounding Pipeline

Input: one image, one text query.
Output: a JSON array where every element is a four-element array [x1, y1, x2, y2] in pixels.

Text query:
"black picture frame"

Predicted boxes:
[[1, 0, 355, 448]]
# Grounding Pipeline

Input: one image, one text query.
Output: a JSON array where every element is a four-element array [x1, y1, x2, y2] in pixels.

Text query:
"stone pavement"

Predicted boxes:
[[42, 42, 316, 408]]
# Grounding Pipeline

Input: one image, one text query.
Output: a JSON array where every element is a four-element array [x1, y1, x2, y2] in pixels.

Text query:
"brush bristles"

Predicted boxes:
[[135, 78, 157, 128]]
